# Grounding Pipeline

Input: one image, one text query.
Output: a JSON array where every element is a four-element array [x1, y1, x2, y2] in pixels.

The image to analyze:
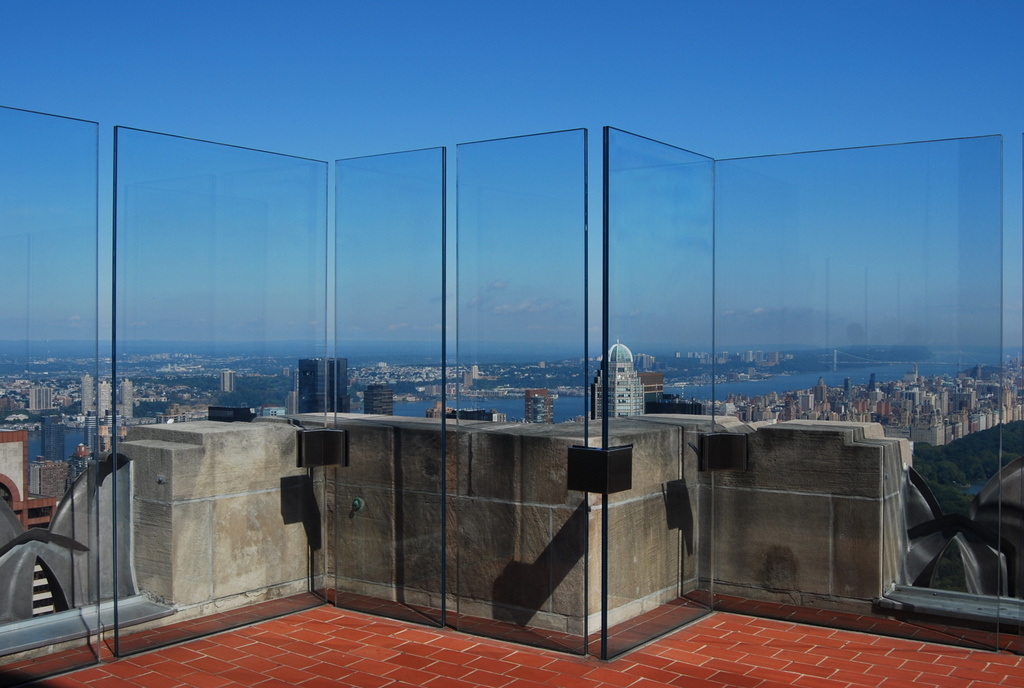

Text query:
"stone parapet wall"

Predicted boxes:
[[707, 420, 910, 611], [120, 415, 911, 631], [124, 421, 313, 615]]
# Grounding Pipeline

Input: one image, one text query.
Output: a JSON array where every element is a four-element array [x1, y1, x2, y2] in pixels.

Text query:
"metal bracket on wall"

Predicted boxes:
[[298, 428, 348, 468], [566, 445, 633, 494], [698, 432, 749, 471]]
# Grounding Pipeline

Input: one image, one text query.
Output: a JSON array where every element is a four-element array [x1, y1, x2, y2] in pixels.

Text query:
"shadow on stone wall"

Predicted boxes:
[[491, 502, 587, 625]]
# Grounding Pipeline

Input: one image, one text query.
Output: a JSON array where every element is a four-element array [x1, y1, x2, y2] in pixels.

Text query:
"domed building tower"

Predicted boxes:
[[591, 341, 645, 419]]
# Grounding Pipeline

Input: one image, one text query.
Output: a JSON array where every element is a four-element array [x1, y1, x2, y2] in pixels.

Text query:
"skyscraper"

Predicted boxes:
[[524, 389, 553, 423], [220, 370, 236, 393], [42, 416, 66, 463], [81, 373, 95, 414], [84, 411, 98, 453], [591, 342, 645, 419], [813, 377, 828, 405], [118, 379, 134, 419], [363, 384, 394, 415], [30, 461, 68, 498], [29, 386, 53, 411], [297, 358, 349, 414], [97, 380, 112, 419]]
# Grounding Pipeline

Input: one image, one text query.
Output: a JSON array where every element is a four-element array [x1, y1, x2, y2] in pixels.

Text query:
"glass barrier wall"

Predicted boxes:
[[0, 107, 99, 679], [455, 130, 589, 653], [600, 128, 715, 658], [113, 127, 328, 655], [333, 148, 446, 626], [714, 136, 1007, 649]]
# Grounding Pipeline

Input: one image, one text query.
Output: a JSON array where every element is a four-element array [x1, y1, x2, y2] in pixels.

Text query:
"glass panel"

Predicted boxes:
[[455, 130, 588, 653], [601, 128, 715, 658], [714, 137, 1004, 650], [0, 107, 99, 678], [113, 127, 328, 655], [333, 148, 446, 626], [1015, 133, 1024, 656]]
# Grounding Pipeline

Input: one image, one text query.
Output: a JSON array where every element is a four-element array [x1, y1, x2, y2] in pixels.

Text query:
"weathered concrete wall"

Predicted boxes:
[[327, 414, 719, 633], [120, 414, 910, 634], [125, 421, 313, 616], [707, 420, 910, 612]]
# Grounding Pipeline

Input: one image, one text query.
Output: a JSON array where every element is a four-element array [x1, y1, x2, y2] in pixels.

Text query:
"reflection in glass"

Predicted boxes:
[[113, 127, 328, 654], [0, 107, 99, 677], [602, 127, 715, 658], [455, 130, 588, 653], [333, 148, 446, 626], [715, 136, 1007, 650]]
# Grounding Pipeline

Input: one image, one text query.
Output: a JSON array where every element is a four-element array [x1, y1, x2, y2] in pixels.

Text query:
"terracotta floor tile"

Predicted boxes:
[[186, 657, 235, 675], [385, 665, 436, 684], [461, 670, 513, 688], [422, 675, 482, 688], [790, 674, 849, 688], [294, 678, 343, 688], [826, 669, 882, 687], [13, 605, 1024, 688], [466, 655, 518, 675], [87, 676, 145, 688], [504, 665, 559, 684], [136, 661, 193, 681], [338, 671, 394, 688], [427, 660, 477, 680], [177, 670, 234, 688]]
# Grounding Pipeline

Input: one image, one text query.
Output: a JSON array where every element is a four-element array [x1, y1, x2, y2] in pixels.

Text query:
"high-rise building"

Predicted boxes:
[[638, 372, 665, 401], [813, 377, 828, 405], [118, 379, 134, 419], [84, 411, 98, 453], [364, 384, 394, 415], [524, 389, 553, 423], [81, 373, 95, 414], [297, 358, 349, 414], [591, 342, 645, 419], [30, 460, 68, 498], [42, 416, 66, 463], [220, 370, 236, 393], [98, 380, 112, 419], [67, 443, 91, 488], [29, 386, 53, 411]]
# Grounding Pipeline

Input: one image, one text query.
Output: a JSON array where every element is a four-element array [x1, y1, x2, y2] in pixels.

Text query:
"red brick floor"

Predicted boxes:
[[15, 606, 1024, 688]]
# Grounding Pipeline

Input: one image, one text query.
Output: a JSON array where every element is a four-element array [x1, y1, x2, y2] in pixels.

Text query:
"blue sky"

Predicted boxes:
[[1, 1, 1021, 356], [3, 1, 1020, 159]]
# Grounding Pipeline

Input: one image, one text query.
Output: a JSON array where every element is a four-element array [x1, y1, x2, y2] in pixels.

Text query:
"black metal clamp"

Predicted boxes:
[[298, 428, 348, 468], [698, 432, 748, 472], [566, 445, 633, 494]]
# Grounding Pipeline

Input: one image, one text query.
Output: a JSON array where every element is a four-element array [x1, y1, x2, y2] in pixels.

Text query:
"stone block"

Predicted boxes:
[[455, 496, 518, 602], [463, 430, 521, 501], [832, 496, 883, 599], [713, 422, 887, 498], [125, 439, 203, 502], [334, 484, 397, 587], [132, 498, 172, 601], [170, 500, 213, 605], [393, 490, 445, 594], [127, 421, 303, 500], [605, 420, 681, 499], [518, 433, 574, 505], [332, 420, 395, 487], [212, 491, 308, 599], [713, 487, 832, 596], [606, 492, 680, 606]]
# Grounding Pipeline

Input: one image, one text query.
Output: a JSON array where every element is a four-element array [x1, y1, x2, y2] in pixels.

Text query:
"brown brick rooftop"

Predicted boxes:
[[15, 605, 1023, 688]]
